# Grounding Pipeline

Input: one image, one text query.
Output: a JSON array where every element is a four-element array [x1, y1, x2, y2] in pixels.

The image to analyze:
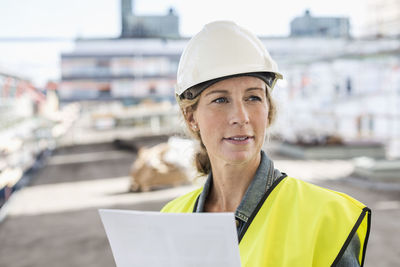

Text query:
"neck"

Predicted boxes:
[[204, 153, 261, 213]]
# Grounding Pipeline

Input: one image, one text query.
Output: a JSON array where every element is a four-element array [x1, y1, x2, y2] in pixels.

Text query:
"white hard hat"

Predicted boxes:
[[176, 20, 283, 99]]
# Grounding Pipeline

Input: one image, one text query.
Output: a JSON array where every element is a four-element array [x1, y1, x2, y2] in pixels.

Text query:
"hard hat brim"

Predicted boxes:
[[179, 72, 282, 100]]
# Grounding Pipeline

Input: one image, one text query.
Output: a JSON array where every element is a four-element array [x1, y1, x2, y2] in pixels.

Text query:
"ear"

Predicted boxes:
[[185, 108, 198, 131]]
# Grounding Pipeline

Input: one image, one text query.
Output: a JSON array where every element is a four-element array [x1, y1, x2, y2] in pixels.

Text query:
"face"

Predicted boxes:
[[189, 76, 269, 166]]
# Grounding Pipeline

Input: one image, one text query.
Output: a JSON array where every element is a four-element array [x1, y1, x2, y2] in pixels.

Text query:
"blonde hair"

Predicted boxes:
[[177, 83, 276, 176]]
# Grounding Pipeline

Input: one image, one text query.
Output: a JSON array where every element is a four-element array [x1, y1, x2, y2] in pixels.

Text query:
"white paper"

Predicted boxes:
[[99, 209, 241, 267]]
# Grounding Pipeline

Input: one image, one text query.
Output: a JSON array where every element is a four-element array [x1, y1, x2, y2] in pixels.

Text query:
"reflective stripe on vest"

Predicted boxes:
[[161, 176, 371, 267]]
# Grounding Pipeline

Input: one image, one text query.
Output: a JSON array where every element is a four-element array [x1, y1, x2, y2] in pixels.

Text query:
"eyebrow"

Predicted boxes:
[[205, 87, 265, 96]]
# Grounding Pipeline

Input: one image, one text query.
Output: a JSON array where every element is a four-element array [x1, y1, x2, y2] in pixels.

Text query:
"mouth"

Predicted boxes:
[[223, 135, 254, 142]]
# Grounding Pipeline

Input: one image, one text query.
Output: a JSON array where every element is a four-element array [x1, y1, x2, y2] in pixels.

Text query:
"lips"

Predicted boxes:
[[223, 135, 254, 143], [226, 136, 251, 140]]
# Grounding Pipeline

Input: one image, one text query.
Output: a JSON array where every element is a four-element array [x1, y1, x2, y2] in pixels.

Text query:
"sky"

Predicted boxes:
[[0, 0, 369, 85], [0, 0, 369, 38]]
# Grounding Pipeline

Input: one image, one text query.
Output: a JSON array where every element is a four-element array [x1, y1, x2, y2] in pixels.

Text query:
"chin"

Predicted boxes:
[[220, 149, 259, 165]]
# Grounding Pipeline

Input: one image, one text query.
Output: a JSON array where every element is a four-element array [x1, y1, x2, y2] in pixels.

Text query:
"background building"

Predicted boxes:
[[59, 8, 400, 157], [364, 0, 400, 37], [276, 44, 400, 157], [60, 38, 185, 102], [59, 0, 181, 102], [120, 0, 179, 38], [290, 10, 350, 38]]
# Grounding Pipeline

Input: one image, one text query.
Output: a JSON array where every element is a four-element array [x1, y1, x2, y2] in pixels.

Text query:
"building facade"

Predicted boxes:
[[272, 39, 400, 157], [60, 38, 185, 101], [290, 10, 350, 38]]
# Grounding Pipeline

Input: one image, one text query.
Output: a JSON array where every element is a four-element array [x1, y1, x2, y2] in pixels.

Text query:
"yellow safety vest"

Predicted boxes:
[[161, 176, 371, 267]]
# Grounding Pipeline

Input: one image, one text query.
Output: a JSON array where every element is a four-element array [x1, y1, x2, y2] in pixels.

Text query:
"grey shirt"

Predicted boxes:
[[194, 150, 360, 266]]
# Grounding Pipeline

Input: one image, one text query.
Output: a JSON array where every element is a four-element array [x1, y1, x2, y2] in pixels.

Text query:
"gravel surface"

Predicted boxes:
[[0, 139, 399, 267]]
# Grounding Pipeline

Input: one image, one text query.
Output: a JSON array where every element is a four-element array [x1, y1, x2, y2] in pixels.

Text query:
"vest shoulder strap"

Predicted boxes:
[[161, 187, 202, 213]]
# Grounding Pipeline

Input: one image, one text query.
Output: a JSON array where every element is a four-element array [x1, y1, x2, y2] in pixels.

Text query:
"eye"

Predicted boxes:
[[212, 97, 228, 104], [247, 95, 262, 101]]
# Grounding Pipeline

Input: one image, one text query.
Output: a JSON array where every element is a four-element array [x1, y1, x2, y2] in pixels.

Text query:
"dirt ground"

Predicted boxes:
[[0, 138, 399, 267]]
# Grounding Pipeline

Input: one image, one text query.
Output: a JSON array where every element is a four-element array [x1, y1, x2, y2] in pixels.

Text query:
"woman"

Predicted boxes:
[[162, 21, 370, 267]]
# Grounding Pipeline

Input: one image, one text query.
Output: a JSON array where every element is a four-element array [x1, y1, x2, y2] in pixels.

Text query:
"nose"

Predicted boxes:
[[229, 100, 249, 126]]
